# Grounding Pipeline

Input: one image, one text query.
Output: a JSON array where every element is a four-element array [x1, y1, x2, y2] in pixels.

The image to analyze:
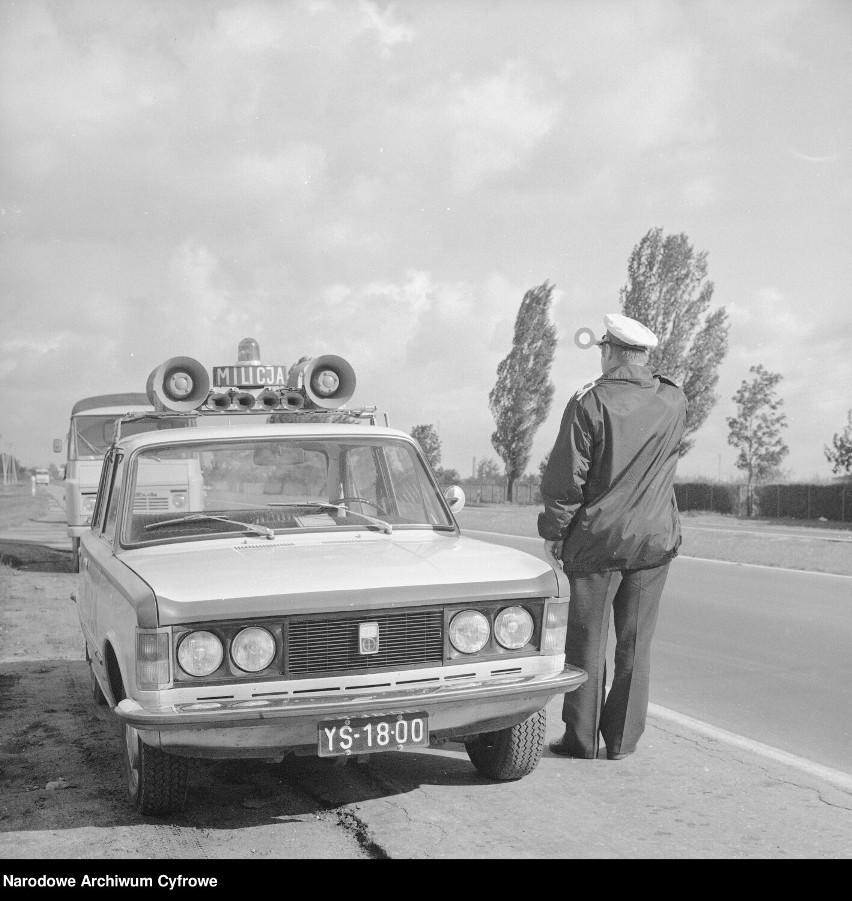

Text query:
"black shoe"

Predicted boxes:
[[549, 737, 595, 759], [606, 749, 634, 760]]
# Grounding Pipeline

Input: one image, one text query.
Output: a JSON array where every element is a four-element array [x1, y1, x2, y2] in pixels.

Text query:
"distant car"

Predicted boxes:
[[34, 468, 50, 485], [77, 346, 586, 814]]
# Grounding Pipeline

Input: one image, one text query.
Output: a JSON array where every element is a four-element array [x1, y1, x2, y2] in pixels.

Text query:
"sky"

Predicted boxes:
[[1, 0, 850, 482]]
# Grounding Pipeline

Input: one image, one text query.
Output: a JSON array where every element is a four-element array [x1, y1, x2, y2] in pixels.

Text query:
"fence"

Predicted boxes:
[[676, 481, 850, 522], [458, 482, 538, 505], [463, 479, 851, 522]]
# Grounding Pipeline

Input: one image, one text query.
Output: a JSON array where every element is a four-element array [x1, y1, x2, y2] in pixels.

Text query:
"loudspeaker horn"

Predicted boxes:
[[146, 356, 211, 412], [288, 355, 356, 410]]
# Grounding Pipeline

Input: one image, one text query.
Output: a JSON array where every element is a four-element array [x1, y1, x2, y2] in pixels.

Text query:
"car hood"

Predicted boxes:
[[121, 531, 563, 624]]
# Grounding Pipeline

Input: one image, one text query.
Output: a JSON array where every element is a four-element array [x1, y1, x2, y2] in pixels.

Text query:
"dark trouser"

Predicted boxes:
[[560, 563, 670, 758]]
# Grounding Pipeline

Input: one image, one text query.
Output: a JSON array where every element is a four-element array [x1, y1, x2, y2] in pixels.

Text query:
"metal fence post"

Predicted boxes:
[[807, 484, 811, 520], [777, 484, 780, 519]]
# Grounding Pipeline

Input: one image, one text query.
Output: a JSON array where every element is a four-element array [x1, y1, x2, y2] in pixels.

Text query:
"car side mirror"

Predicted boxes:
[[444, 485, 465, 513], [53, 439, 62, 453]]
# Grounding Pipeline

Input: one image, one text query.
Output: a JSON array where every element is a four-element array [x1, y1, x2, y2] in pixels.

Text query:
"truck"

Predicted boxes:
[[56, 394, 193, 570]]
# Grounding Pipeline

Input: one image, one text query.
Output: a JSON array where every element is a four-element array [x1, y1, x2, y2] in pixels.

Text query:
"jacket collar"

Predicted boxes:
[[599, 364, 657, 387]]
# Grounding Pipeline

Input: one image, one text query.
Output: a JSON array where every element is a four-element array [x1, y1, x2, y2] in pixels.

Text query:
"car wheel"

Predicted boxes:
[[464, 708, 546, 781], [70, 538, 80, 573], [125, 725, 188, 815]]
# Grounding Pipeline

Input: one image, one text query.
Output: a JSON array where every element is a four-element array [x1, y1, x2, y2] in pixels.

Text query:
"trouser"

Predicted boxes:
[[560, 562, 670, 758]]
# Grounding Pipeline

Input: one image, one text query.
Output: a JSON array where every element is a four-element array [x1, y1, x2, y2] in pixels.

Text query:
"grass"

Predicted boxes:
[[456, 505, 852, 577]]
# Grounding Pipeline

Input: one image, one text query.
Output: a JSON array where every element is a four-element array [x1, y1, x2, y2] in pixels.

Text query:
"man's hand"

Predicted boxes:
[[544, 539, 564, 565]]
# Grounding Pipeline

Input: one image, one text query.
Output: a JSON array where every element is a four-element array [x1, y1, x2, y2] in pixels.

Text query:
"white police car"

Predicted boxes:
[[78, 340, 586, 814]]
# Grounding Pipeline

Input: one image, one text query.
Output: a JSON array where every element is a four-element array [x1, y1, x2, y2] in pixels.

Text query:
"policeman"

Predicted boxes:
[[539, 313, 687, 760]]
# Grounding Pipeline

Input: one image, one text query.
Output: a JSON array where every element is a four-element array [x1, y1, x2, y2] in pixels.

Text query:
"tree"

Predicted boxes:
[[727, 365, 789, 515], [434, 466, 461, 484], [620, 227, 729, 456], [476, 458, 501, 481], [537, 452, 550, 482], [489, 281, 557, 502], [825, 410, 852, 477], [410, 424, 441, 470]]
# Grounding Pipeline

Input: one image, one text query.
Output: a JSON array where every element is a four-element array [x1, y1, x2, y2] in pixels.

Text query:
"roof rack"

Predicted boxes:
[[112, 407, 389, 444]]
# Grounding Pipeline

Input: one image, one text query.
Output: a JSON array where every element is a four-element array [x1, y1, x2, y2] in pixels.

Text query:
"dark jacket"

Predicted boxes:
[[538, 364, 687, 573]]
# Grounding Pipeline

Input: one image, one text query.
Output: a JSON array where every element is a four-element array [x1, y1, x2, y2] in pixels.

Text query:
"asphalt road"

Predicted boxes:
[[655, 558, 852, 773], [464, 530, 852, 776]]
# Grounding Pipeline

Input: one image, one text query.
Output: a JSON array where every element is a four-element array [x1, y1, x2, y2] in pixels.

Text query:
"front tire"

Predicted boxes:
[[125, 725, 188, 815], [465, 709, 546, 781]]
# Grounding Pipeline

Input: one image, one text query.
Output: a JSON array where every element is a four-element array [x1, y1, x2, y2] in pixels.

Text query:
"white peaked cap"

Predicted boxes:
[[601, 313, 658, 350]]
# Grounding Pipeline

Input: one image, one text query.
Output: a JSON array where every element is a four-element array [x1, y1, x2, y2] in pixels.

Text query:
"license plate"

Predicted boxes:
[[317, 712, 428, 757]]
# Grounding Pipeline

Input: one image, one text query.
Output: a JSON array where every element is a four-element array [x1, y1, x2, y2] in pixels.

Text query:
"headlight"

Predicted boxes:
[[177, 631, 223, 677], [171, 492, 187, 509], [494, 606, 534, 650], [82, 495, 97, 513], [231, 627, 276, 672], [449, 610, 490, 654]]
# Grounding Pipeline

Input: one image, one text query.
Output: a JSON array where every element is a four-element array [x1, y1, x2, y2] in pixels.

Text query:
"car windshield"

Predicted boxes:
[[71, 415, 190, 458], [122, 435, 454, 546]]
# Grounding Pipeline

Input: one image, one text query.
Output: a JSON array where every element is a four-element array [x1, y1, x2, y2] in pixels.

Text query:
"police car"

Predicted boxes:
[[78, 340, 586, 814]]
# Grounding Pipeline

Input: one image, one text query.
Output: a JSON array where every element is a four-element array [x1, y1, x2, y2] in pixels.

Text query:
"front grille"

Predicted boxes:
[[134, 492, 170, 512], [288, 609, 444, 677]]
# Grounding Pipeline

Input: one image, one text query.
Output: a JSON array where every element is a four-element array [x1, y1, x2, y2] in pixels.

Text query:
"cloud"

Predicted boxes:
[[450, 63, 558, 190], [358, 0, 413, 51]]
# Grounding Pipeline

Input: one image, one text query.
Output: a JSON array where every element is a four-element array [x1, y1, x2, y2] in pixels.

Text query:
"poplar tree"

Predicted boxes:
[[727, 365, 789, 515], [410, 424, 441, 470], [620, 228, 729, 455], [489, 281, 557, 502]]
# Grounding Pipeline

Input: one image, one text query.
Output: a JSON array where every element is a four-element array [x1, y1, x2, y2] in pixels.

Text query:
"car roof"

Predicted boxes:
[[71, 393, 151, 415], [116, 420, 413, 452]]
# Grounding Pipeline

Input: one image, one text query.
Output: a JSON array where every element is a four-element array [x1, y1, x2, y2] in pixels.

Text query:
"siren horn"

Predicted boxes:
[[280, 390, 306, 411], [207, 392, 232, 411], [257, 389, 281, 411], [233, 391, 257, 411], [146, 356, 211, 412], [288, 355, 356, 410]]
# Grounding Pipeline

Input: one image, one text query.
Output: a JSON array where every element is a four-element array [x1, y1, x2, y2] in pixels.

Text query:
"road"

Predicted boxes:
[[463, 528, 852, 775]]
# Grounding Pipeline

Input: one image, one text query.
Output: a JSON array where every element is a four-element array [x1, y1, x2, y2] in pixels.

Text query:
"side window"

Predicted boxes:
[[102, 457, 124, 544]]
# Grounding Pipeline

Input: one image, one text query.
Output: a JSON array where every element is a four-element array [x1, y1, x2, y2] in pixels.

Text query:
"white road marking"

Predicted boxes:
[[683, 523, 852, 543], [677, 554, 852, 579], [648, 703, 852, 793]]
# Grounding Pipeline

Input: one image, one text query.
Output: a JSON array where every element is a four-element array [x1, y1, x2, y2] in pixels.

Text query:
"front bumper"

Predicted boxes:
[[116, 664, 587, 756]]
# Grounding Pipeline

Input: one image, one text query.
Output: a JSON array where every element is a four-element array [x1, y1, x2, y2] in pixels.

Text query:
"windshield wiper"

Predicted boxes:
[[267, 502, 393, 534], [144, 513, 275, 540]]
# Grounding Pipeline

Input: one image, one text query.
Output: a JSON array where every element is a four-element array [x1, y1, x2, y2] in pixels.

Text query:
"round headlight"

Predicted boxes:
[[449, 610, 490, 654], [177, 631, 223, 677], [231, 627, 276, 673], [494, 606, 534, 650], [82, 495, 97, 513]]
